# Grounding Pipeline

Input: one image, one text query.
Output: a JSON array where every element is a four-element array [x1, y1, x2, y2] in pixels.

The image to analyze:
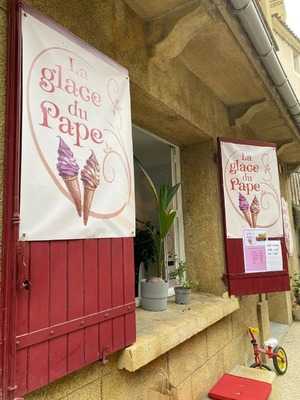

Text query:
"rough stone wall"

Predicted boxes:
[[0, 1, 282, 399], [268, 164, 297, 325]]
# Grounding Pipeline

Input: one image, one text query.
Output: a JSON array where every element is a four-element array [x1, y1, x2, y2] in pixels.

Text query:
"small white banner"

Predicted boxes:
[[20, 9, 135, 240]]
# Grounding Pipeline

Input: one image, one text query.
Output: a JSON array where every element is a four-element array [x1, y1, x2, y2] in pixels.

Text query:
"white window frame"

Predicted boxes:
[[133, 125, 185, 304], [293, 51, 300, 75]]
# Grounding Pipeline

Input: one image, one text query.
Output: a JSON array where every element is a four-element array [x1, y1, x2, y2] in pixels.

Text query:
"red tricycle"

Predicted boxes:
[[248, 327, 288, 375]]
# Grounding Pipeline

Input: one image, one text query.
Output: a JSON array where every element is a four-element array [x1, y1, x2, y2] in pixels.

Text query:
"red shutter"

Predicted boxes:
[[218, 138, 290, 296], [15, 238, 136, 397], [2, 2, 136, 398]]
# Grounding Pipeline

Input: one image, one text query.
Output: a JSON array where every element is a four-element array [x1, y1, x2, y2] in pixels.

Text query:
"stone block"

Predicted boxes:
[[67, 380, 101, 400], [268, 292, 293, 325], [168, 331, 207, 386], [223, 335, 247, 373], [172, 377, 193, 400], [0, 1, 7, 10], [103, 355, 168, 400], [206, 317, 232, 358], [231, 296, 259, 338], [25, 362, 100, 400], [191, 351, 224, 400]]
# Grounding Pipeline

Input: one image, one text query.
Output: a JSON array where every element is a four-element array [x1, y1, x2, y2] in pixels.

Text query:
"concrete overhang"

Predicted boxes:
[[124, 0, 300, 162]]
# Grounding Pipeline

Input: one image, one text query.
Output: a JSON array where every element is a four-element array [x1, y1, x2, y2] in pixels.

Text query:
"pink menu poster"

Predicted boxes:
[[243, 229, 267, 273]]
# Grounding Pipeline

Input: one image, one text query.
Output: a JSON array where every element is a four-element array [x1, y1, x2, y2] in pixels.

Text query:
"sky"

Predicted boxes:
[[285, 0, 300, 38]]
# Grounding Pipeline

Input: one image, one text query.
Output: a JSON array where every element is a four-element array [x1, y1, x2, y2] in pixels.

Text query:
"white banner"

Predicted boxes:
[[220, 141, 283, 239], [20, 10, 135, 240]]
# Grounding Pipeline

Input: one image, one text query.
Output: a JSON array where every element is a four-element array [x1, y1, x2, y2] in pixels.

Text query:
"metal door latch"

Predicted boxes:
[[21, 280, 31, 290]]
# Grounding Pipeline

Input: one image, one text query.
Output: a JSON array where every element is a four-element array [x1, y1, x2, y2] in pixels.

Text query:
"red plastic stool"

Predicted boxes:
[[208, 374, 272, 400]]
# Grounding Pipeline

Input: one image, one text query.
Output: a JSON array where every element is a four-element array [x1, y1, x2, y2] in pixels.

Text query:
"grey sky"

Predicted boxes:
[[285, 0, 300, 38]]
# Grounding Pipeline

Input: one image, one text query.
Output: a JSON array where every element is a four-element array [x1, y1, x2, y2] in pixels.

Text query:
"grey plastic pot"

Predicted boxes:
[[175, 287, 191, 305], [141, 279, 168, 311], [293, 307, 300, 321]]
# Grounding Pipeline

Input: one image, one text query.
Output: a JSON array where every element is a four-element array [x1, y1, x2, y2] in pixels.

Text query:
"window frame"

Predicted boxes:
[[133, 125, 185, 304]]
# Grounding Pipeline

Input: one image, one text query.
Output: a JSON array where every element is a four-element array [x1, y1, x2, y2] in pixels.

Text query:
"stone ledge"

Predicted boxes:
[[118, 292, 239, 372]]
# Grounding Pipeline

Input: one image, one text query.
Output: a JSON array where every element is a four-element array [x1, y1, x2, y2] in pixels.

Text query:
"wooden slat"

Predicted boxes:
[[15, 243, 30, 397], [99, 239, 113, 357], [27, 242, 50, 391], [83, 240, 99, 364], [123, 238, 136, 346], [112, 239, 124, 352], [49, 241, 67, 382], [67, 240, 84, 373]]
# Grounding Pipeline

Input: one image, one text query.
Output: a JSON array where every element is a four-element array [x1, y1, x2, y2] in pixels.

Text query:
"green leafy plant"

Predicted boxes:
[[170, 261, 196, 289], [293, 273, 300, 304], [134, 156, 180, 280]]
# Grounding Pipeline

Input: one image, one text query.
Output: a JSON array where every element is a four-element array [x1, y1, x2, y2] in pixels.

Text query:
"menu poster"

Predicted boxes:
[[243, 229, 283, 273]]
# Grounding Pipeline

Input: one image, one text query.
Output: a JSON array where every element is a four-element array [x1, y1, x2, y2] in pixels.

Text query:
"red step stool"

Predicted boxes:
[[208, 374, 272, 400]]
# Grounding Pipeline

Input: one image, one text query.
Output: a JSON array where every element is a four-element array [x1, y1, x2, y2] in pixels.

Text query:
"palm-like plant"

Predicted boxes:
[[134, 156, 180, 280]]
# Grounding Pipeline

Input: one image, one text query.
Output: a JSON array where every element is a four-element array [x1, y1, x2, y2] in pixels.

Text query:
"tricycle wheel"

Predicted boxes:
[[250, 363, 272, 371], [273, 346, 288, 375]]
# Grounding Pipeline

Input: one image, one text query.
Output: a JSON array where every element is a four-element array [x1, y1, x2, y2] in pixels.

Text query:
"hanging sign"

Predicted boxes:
[[220, 140, 283, 239], [20, 9, 135, 240]]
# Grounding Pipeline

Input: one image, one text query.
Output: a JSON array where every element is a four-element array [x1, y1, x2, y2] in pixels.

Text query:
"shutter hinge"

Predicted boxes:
[[100, 347, 109, 365], [222, 273, 228, 287], [7, 385, 17, 392]]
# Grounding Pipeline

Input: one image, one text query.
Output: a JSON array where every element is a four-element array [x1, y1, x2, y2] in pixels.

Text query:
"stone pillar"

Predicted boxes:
[[257, 298, 271, 343], [268, 291, 293, 325], [181, 139, 226, 296]]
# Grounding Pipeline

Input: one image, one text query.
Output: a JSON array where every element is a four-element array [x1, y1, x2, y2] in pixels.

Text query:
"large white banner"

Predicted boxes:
[[220, 140, 283, 239], [20, 9, 135, 240]]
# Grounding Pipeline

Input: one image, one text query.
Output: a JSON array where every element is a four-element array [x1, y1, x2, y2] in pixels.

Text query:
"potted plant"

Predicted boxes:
[[134, 222, 155, 296], [134, 156, 180, 311], [170, 261, 194, 305], [293, 273, 300, 305], [292, 273, 300, 321]]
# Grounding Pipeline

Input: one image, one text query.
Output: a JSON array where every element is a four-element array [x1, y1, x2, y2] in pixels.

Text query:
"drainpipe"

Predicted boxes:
[[229, 0, 300, 137]]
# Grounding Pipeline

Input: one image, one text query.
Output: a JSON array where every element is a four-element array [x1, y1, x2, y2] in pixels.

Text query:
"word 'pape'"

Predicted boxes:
[[38, 57, 104, 147], [228, 154, 261, 195]]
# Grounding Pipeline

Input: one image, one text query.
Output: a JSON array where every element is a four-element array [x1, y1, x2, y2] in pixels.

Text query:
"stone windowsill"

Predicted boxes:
[[118, 292, 239, 372]]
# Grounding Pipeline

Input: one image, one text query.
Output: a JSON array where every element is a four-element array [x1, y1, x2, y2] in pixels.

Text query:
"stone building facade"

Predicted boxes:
[[1, 1, 300, 399]]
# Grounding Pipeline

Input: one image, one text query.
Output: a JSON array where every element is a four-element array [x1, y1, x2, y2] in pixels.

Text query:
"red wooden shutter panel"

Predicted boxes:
[[224, 238, 290, 296], [15, 238, 136, 397]]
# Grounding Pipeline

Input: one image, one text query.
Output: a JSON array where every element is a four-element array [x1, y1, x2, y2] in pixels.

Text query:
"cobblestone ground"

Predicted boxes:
[[274, 321, 300, 399]]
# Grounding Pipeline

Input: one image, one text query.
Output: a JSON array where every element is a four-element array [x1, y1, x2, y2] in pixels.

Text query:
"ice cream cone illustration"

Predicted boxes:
[[81, 150, 100, 225], [57, 137, 81, 216], [239, 192, 252, 227], [250, 196, 260, 228]]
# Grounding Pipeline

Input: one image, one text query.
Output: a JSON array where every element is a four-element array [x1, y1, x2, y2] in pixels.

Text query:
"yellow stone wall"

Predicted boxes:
[[0, 1, 294, 399]]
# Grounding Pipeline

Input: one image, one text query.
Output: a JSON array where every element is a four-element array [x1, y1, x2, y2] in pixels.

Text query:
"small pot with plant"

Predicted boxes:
[[292, 273, 300, 321], [170, 261, 194, 305], [135, 156, 180, 312]]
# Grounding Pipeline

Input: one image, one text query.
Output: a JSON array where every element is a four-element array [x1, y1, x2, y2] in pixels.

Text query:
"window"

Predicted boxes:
[[293, 51, 300, 74], [133, 126, 185, 302]]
